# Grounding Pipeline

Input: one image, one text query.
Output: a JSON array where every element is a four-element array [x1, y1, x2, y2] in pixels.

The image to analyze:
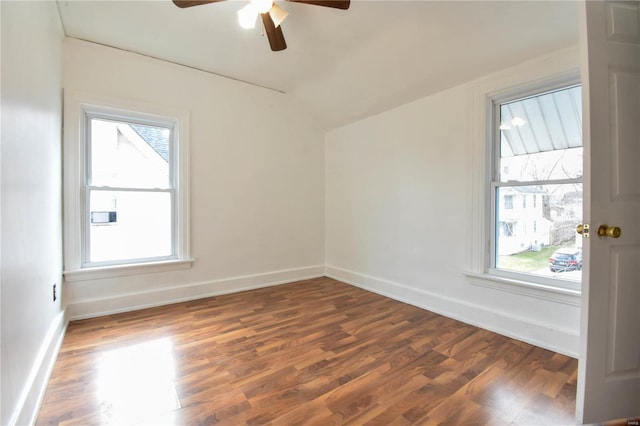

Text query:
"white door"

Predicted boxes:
[[577, 0, 640, 423]]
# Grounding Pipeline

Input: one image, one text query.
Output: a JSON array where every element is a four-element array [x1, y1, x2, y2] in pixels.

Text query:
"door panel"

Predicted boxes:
[[577, 0, 640, 423], [611, 70, 640, 200], [608, 246, 640, 376], [605, 1, 640, 44]]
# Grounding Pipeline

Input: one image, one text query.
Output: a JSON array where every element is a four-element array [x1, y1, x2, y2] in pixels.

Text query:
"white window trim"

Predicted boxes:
[[466, 70, 582, 305], [63, 259, 194, 282], [63, 90, 193, 280]]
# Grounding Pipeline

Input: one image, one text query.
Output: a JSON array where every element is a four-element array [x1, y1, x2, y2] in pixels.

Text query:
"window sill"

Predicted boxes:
[[464, 271, 581, 307], [63, 259, 194, 282]]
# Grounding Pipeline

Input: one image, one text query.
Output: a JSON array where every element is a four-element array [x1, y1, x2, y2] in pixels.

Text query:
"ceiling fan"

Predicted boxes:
[[173, 0, 350, 52]]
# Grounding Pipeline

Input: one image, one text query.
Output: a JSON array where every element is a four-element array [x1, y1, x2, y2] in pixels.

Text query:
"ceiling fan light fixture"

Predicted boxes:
[[268, 4, 288, 28], [173, 0, 350, 52], [250, 0, 273, 14], [237, 3, 258, 29]]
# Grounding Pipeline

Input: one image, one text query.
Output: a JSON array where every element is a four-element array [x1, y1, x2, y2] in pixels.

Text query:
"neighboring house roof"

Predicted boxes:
[[514, 186, 547, 194], [503, 186, 547, 195], [129, 124, 169, 162]]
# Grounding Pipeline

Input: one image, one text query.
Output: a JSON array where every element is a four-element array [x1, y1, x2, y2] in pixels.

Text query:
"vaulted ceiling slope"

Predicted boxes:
[[57, 0, 579, 130]]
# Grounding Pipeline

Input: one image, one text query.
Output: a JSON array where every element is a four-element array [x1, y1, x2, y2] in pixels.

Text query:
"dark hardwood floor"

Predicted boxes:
[[37, 277, 578, 425]]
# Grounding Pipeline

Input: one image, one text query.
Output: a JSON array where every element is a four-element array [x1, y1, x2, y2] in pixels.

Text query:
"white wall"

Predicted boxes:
[[325, 47, 582, 357], [1, 2, 65, 424], [62, 39, 325, 319]]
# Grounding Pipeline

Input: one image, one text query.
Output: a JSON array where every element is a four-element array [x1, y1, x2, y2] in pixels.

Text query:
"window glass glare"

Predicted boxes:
[[90, 119, 170, 189], [89, 190, 172, 263]]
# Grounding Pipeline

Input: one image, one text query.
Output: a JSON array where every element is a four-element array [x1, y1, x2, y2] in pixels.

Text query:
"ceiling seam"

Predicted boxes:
[[55, 1, 68, 36], [65, 37, 287, 95]]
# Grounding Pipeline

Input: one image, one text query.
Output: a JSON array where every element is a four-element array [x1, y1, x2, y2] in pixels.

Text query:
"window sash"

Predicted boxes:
[[81, 186, 177, 268], [490, 182, 583, 290], [84, 112, 176, 189]]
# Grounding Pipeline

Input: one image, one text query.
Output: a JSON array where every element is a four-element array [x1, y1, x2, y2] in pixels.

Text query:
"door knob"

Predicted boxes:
[[597, 224, 621, 238]]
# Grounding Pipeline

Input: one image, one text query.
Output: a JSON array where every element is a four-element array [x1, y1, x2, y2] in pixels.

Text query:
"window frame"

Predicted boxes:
[[486, 77, 583, 292], [63, 90, 192, 281]]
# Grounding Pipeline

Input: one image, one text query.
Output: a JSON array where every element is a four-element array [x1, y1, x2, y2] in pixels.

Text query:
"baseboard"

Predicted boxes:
[[10, 309, 68, 426], [325, 265, 579, 358], [66, 265, 325, 320]]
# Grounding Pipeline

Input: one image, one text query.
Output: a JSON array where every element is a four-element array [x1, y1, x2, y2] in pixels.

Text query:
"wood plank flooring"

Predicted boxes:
[[37, 277, 578, 425]]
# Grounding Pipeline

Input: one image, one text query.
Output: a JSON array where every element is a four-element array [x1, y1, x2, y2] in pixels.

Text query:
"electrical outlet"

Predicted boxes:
[[53, 283, 57, 302]]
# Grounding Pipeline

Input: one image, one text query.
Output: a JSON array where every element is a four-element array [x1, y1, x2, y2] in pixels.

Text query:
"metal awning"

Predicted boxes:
[[500, 85, 582, 157]]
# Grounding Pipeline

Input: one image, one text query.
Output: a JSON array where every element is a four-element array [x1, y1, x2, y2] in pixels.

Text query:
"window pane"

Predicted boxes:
[[495, 184, 582, 282], [90, 119, 170, 188], [499, 147, 583, 182], [89, 190, 172, 263], [499, 85, 582, 182]]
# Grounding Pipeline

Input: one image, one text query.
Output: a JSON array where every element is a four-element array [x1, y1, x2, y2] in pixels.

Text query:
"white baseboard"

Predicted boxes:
[[66, 265, 325, 320], [10, 309, 68, 426], [325, 265, 579, 358]]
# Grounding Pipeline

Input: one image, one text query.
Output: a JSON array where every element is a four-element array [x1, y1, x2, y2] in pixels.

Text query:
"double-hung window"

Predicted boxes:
[[63, 92, 191, 279], [489, 81, 583, 291], [85, 113, 175, 265]]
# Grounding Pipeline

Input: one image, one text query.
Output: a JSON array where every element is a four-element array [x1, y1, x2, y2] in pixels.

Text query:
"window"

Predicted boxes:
[[502, 222, 515, 237], [490, 83, 582, 289], [504, 195, 514, 209], [86, 116, 175, 265], [63, 92, 191, 279]]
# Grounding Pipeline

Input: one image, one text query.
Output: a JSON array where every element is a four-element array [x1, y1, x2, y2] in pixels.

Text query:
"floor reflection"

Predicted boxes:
[[96, 337, 181, 424]]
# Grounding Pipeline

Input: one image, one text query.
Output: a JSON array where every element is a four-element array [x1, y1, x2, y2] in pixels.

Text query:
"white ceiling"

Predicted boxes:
[[57, 0, 579, 130]]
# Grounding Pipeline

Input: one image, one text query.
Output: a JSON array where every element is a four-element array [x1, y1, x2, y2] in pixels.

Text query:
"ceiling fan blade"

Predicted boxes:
[[172, 0, 226, 8], [286, 0, 350, 10], [261, 13, 287, 51]]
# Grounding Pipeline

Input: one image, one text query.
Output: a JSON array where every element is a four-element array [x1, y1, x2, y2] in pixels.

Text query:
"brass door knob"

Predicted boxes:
[[597, 224, 621, 238], [577, 224, 584, 234]]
